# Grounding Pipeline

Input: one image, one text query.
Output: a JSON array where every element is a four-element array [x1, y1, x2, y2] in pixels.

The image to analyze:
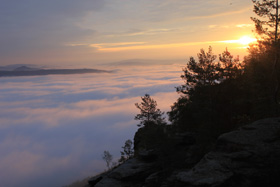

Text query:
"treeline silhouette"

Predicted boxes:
[[135, 0, 280, 137], [82, 1, 280, 186]]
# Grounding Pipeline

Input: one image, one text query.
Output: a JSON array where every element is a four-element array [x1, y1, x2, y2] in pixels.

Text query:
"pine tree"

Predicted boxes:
[[251, 0, 280, 103], [118, 139, 134, 163], [135, 94, 165, 127], [176, 46, 219, 95], [219, 48, 243, 79], [251, 0, 279, 42]]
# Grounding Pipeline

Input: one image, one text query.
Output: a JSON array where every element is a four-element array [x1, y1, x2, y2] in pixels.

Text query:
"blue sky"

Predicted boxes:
[[1, 0, 255, 66]]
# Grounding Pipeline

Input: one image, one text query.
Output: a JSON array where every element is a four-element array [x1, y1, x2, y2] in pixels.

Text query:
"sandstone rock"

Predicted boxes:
[[109, 158, 155, 180], [89, 158, 156, 187], [94, 177, 122, 187], [176, 118, 280, 187], [137, 149, 158, 161], [89, 118, 280, 187], [88, 175, 103, 186]]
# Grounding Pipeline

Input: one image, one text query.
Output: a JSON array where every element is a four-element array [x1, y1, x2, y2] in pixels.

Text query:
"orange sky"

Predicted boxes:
[[1, 0, 256, 67]]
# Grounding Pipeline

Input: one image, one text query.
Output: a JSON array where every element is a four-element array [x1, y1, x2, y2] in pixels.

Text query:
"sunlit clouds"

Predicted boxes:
[[0, 64, 182, 187], [1, 0, 255, 66], [87, 36, 257, 53]]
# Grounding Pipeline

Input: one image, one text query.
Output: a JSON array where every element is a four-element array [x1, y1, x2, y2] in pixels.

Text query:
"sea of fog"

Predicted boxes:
[[0, 64, 183, 187]]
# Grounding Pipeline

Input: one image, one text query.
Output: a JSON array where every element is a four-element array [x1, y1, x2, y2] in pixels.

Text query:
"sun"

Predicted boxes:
[[237, 36, 257, 45]]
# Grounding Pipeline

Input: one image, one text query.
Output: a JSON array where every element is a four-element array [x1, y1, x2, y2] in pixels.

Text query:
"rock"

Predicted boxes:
[[89, 158, 157, 187], [88, 175, 103, 186], [137, 149, 158, 161], [172, 132, 196, 147], [144, 172, 160, 187], [94, 177, 122, 187], [177, 153, 234, 186], [89, 118, 280, 187], [109, 158, 155, 180], [176, 118, 280, 187]]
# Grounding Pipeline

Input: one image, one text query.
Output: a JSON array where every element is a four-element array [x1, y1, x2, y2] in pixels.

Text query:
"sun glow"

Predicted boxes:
[[237, 36, 257, 45], [220, 35, 257, 49]]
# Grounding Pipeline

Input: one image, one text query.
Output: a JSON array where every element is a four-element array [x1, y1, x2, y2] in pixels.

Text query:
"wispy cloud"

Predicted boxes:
[[184, 6, 251, 20], [90, 38, 254, 52], [90, 42, 147, 49], [105, 28, 181, 38], [236, 24, 254, 28], [91, 41, 218, 52]]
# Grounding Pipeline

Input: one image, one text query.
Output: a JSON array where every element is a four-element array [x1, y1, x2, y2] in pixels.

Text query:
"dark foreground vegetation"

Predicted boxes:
[[66, 1, 280, 186]]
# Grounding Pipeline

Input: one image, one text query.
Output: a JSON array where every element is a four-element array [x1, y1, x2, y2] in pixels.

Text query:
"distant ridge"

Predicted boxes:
[[0, 64, 41, 71], [13, 66, 40, 71], [0, 65, 111, 77]]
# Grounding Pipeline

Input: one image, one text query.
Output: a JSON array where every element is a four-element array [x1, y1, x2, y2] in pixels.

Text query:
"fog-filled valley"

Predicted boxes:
[[0, 64, 182, 187]]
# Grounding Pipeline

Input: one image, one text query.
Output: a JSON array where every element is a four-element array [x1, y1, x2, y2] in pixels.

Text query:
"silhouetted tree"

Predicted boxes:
[[176, 46, 220, 95], [169, 47, 249, 132], [252, 0, 279, 42], [118, 139, 134, 163], [135, 94, 165, 127], [251, 0, 280, 103], [219, 48, 243, 79], [102, 150, 113, 170], [168, 1, 280, 135]]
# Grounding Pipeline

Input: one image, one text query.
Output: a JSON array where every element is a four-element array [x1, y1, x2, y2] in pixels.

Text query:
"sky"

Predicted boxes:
[[0, 0, 256, 67]]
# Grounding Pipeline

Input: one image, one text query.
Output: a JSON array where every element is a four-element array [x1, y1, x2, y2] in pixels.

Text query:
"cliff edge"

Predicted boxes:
[[87, 118, 280, 187]]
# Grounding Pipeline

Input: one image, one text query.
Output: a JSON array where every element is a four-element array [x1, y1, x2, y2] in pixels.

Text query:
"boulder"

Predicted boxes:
[[89, 158, 157, 187], [109, 158, 155, 180]]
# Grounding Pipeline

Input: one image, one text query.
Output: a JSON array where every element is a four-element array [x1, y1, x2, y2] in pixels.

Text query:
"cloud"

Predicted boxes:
[[0, 0, 253, 65], [0, 64, 182, 186], [90, 39, 251, 52], [0, 0, 105, 57], [236, 24, 254, 28], [90, 42, 147, 49], [91, 41, 216, 52]]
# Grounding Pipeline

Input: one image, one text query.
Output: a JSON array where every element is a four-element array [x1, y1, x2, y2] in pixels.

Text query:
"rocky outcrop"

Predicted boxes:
[[87, 158, 157, 187], [88, 118, 280, 187], [176, 118, 280, 187]]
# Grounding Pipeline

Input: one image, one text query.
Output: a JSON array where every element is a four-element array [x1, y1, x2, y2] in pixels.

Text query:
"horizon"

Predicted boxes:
[[0, 1, 262, 186], [1, 0, 254, 67], [0, 64, 183, 187]]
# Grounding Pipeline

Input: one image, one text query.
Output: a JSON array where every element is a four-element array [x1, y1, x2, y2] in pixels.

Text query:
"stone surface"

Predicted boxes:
[[94, 177, 122, 187], [88, 158, 157, 187], [89, 118, 280, 187], [176, 118, 280, 187], [109, 158, 155, 180]]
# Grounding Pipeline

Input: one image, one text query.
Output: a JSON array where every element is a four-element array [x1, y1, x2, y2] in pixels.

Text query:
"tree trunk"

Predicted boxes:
[[273, 0, 279, 104]]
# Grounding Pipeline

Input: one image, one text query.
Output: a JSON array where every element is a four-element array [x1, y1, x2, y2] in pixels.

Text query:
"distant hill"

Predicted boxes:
[[0, 65, 111, 77], [0, 64, 43, 71], [13, 66, 40, 71]]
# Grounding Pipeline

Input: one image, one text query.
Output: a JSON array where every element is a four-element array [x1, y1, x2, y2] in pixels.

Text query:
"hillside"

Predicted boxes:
[[86, 118, 280, 187]]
